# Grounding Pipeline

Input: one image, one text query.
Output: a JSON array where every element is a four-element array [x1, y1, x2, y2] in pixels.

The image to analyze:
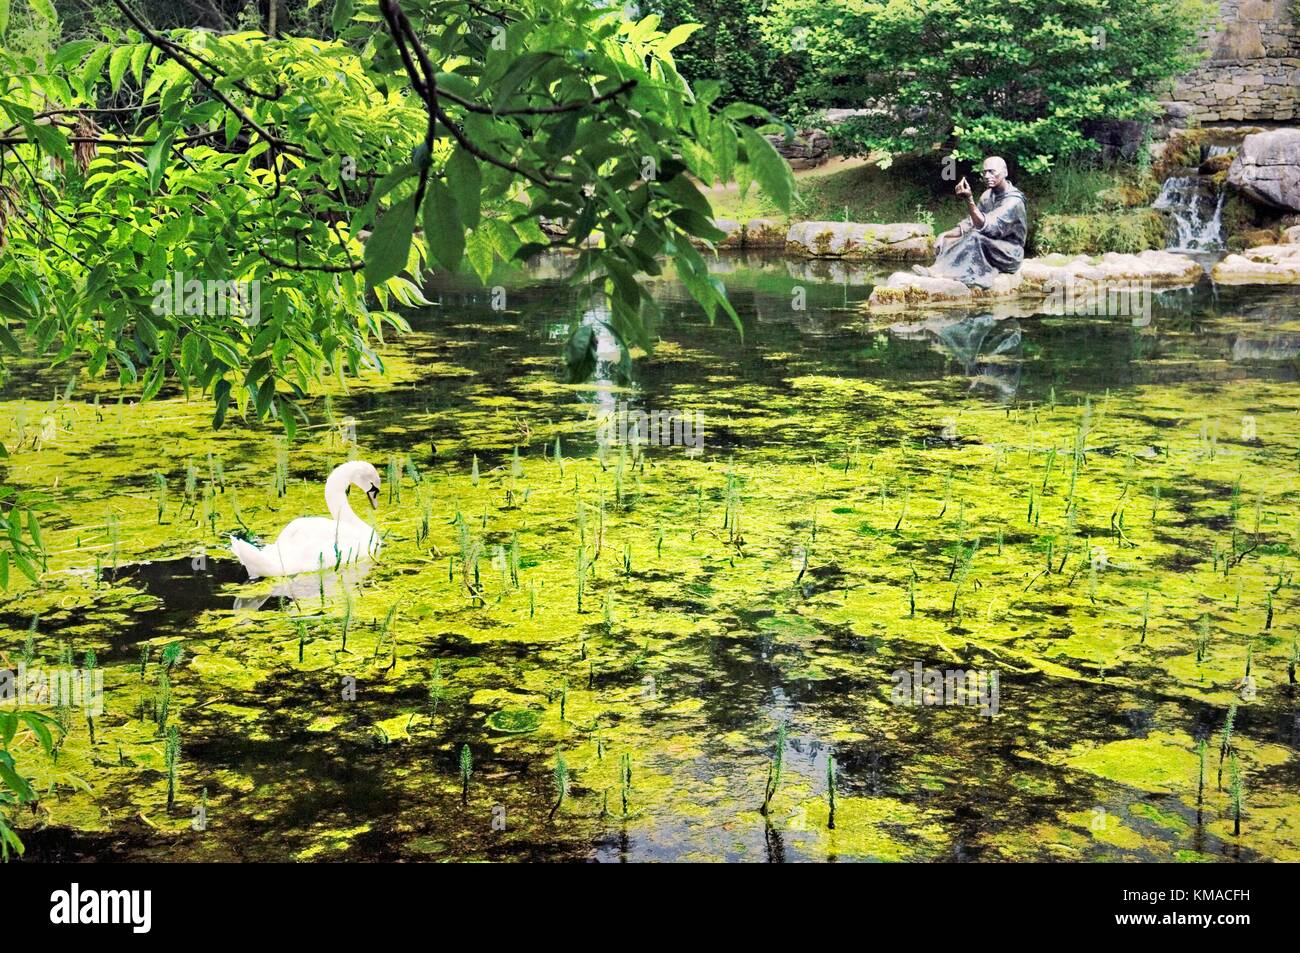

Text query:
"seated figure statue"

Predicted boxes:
[[915, 157, 1027, 289]]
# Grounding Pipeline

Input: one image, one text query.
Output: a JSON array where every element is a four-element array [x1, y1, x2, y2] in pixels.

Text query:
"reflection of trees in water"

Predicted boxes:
[[887, 313, 1023, 400]]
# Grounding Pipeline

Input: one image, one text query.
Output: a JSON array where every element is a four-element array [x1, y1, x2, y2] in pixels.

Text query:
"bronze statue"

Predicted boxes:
[[915, 157, 1027, 289]]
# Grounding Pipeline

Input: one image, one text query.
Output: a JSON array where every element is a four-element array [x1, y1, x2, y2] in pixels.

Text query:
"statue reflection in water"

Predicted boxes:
[[888, 313, 1024, 400]]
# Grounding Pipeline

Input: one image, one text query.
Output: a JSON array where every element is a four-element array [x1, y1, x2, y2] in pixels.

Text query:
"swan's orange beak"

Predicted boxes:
[[366, 484, 379, 509]]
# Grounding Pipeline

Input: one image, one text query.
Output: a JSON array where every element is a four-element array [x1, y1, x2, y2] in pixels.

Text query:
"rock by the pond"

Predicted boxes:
[[866, 250, 1203, 311], [1212, 243, 1300, 284], [690, 217, 789, 250], [1228, 129, 1300, 212], [743, 218, 786, 248], [785, 221, 934, 261], [1282, 224, 1300, 244], [708, 218, 745, 249]]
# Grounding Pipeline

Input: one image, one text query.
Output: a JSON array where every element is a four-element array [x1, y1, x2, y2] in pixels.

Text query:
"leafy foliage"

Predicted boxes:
[[759, 0, 1212, 173], [0, 0, 793, 427], [644, 0, 797, 112], [0, 708, 61, 860]]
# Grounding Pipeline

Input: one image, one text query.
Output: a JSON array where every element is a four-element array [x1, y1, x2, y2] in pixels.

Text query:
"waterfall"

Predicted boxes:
[[1151, 144, 1232, 251], [1153, 175, 1226, 251]]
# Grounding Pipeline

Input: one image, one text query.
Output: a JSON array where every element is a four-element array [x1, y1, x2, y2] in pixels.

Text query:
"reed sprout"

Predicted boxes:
[[760, 724, 786, 817], [575, 545, 586, 613], [165, 724, 180, 809], [107, 510, 121, 570], [1196, 737, 1206, 819], [459, 744, 472, 805], [340, 586, 354, 651], [950, 541, 978, 615], [549, 752, 568, 820], [1195, 613, 1211, 664], [621, 753, 632, 817], [428, 660, 444, 715], [184, 461, 199, 510], [84, 648, 97, 745], [1229, 753, 1244, 836], [893, 487, 908, 533], [1217, 702, 1237, 791], [161, 642, 184, 673], [156, 671, 172, 732], [509, 533, 521, 588], [826, 753, 837, 830], [207, 451, 225, 491], [386, 455, 401, 504], [273, 442, 289, 498]]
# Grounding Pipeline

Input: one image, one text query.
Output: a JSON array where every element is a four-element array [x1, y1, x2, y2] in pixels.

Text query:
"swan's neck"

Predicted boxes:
[[324, 469, 370, 528]]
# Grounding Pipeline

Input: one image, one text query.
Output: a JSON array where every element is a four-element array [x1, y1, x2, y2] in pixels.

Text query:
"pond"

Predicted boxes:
[[3, 251, 1299, 861]]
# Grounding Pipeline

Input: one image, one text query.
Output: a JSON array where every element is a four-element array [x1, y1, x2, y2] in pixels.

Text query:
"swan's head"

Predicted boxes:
[[335, 460, 382, 510]]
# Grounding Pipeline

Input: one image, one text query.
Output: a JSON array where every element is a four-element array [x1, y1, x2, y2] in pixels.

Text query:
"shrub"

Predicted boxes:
[[759, 0, 1214, 173], [1033, 209, 1166, 255]]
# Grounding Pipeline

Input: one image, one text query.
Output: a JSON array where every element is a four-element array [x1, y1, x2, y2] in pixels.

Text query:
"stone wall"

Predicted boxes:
[[763, 129, 833, 170], [1170, 0, 1299, 122]]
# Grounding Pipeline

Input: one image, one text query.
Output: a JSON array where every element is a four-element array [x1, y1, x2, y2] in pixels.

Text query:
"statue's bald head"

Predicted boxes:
[[980, 156, 1008, 188]]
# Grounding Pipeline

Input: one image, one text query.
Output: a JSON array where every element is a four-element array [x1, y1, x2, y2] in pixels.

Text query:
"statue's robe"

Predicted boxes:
[[929, 183, 1028, 289]]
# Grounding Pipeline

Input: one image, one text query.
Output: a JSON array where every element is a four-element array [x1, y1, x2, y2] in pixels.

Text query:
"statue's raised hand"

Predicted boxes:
[[954, 177, 972, 199]]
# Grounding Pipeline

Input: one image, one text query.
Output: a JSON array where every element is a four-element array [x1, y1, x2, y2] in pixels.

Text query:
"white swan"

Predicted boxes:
[[230, 460, 383, 578]]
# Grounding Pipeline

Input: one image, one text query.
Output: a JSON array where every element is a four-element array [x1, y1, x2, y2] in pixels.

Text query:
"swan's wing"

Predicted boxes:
[[269, 517, 376, 574], [272, 517, 342, 556]]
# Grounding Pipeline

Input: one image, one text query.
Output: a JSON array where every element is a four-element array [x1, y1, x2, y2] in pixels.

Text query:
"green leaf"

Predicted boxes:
[[739, 125, 793, 213], [26, 509, 41, 553], [81, 44, 111, 95], [444, 148, 481, 229], [364, 194, 417, 287], [351, 162, 414, 233], [130, 43, 149, 87], [0, 761, 34, 804], [331, 0, 354, 32], [145, 130, 175, 192], [29, 0, 55, 25], [20, 713, 54, 754], [0, 0, 9, 37], [10, 551, 36, 583], [108, 44, 132, 94], [422, 178, 464, 273], [0, 551, 8, 591], [661, 23, 701, 51], [212, 378, 232, 429], [564, 324, 597, 384], [463, 226, 494, 283]]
